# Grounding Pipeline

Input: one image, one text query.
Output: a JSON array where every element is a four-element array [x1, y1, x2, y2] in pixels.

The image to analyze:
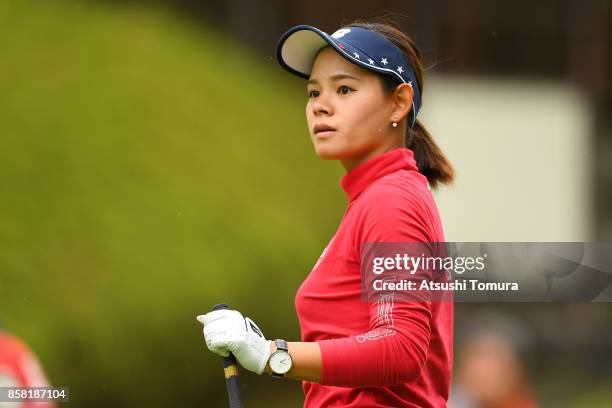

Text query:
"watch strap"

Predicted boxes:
[[274, 338, 288, 352]]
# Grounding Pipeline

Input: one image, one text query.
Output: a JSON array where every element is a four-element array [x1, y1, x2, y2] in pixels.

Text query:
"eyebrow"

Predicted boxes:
[[307, 73, 360, 85]]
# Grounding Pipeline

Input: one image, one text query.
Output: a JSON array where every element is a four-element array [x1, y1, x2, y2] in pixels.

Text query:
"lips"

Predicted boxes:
[[314, 124, 336, 134]]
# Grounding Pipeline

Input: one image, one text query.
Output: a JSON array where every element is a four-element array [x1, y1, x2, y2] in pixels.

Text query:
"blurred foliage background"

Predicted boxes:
[[0, 0, 345, 406], [0, 0, 611, 407]]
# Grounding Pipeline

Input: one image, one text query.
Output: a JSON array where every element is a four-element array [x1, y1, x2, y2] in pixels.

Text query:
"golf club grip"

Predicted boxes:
[[212, 303, 244, 408]]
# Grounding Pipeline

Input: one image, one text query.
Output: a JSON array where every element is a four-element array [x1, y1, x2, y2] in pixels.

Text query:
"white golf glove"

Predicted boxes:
[[196, 309, 271, 375]]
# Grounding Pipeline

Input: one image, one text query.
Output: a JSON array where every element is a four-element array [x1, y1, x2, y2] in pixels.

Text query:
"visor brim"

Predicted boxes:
[[276, 25, 340, 79]]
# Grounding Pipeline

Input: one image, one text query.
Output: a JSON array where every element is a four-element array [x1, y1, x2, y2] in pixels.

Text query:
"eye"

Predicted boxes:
[[338, 85, 353, 95], [308, 89, 319, 98]]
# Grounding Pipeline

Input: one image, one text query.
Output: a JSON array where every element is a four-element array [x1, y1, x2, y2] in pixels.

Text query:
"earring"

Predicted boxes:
[[392, 122, 398, 128]]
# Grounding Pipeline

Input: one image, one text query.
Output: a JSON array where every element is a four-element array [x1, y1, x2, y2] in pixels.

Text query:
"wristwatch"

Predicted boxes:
[[268, 339, 292, 377]]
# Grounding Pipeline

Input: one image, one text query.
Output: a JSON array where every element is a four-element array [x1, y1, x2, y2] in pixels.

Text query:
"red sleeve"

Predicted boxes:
[[317, 188, 434, 387]]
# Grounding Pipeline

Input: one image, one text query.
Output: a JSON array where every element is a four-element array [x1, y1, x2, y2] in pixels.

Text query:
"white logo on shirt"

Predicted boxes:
[[356, 295, 396, 342], [313, 234, 336, 269]]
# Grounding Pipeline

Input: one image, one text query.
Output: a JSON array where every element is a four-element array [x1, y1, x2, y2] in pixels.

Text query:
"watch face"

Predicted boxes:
[[269, 351, 292, 374]]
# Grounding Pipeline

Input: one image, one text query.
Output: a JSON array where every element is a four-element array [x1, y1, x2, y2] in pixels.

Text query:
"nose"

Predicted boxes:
[[312, 94, 333, 116]]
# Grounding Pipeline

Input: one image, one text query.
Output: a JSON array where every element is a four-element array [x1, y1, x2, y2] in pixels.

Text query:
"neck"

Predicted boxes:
[[341, 139, 406, 173]]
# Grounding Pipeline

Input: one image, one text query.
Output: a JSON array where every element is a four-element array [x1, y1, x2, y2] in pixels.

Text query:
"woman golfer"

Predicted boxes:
[[198, 19, 455, 407]]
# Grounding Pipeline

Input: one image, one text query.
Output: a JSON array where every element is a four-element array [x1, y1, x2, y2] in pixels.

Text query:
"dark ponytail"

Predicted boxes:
[[409, 119, 455, 189], [346, 18, 455, 189]]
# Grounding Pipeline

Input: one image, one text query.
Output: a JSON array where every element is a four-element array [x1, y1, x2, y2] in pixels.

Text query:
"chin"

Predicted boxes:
[[313, 143, 346, 160], [313, 138, 366, 162]]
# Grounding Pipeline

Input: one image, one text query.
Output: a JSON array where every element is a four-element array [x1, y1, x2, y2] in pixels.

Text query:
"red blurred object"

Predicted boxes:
[[0, 331, 56, 408]]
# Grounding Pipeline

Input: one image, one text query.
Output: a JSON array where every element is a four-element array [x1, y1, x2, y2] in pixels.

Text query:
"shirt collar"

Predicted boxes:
[[340, 147, 419, 202]]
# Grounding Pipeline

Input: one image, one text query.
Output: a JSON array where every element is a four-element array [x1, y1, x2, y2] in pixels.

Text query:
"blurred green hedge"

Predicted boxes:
[[0, 1, 346, 406]]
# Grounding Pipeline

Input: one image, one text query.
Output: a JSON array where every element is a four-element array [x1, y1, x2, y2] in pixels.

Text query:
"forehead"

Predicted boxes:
[[310, 46, 374, 80]]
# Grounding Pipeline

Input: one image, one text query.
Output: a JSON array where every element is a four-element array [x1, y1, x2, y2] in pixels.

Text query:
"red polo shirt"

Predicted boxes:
[[295, 147, 453, 407]]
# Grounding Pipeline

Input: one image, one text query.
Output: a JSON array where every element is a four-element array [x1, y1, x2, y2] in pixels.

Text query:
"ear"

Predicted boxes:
[[390, 83, 414, 123]]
